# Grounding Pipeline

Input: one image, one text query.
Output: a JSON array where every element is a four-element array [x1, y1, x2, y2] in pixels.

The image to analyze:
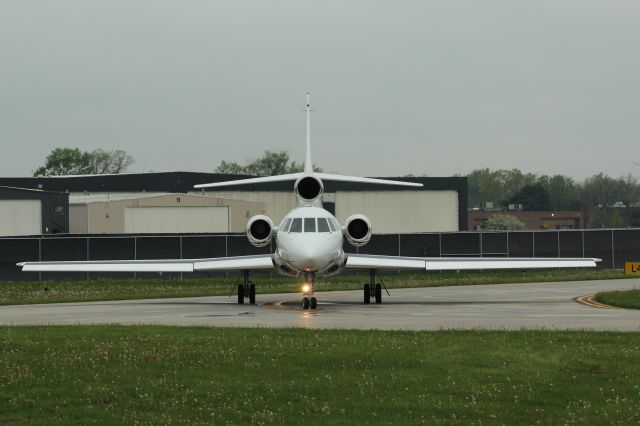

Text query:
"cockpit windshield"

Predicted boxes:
[[289, 218, 302, 232], [285, 217, 337, 233], [304, 218, 316, 233], [317, 218, 330, 232]]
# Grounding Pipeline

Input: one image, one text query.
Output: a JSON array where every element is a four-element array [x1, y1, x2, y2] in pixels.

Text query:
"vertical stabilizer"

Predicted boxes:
[[305, 93, 312, 174]]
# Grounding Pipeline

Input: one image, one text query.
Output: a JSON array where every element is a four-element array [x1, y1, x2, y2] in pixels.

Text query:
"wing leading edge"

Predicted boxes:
[[18, 254, 275, 273], [345, 254, 600, 271]]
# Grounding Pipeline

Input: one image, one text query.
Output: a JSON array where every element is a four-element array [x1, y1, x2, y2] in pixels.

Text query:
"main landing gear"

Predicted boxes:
[[364, 269, 382, 304], [237, 270, 256, 305], [302, 272, 318, 310]]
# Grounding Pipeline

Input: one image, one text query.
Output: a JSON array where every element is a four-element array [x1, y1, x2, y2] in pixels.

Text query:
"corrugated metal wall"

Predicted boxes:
[[0, 200, 42, 236], [123, 207, 229, 233], [335, 190, 459, 233], [201, 190, 460, 232], [197, 191, 296, 223]]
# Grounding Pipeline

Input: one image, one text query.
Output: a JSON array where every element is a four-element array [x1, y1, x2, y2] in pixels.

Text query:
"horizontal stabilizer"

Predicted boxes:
[[194, 172, 422, 190], [194, 173, 303, 189], [315, 173, 423, 188]]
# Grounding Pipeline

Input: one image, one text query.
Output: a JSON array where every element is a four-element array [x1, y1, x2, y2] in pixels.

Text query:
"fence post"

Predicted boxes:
[[532, 232, 535, 257], [38, 237, 42, 282], [86, 237, 90, 281], [611, 229, 615, 269], [133, 236, 137, 280], [506, 232, 509, 257]]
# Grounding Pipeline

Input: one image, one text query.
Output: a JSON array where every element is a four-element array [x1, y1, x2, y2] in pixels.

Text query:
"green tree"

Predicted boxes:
[[617, 174, 640, 224], [467, 168, 536, 208], [485, 214, 526, 231], [88, 149, 134, 175], [34, 148, 134, 176], [581, 173, 620, 208], [537, 174, 578, 210], [507, 184, 551, 211], [215, 151, 321, 176]]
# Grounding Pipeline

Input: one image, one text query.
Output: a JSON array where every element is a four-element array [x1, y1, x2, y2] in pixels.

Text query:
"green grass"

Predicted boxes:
[[0, 269, 631, 306], [595, 288, 640, 310], [1, 326, 639, 424]]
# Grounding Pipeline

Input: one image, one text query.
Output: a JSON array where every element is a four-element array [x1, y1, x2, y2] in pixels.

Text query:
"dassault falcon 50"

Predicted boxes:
[[18, 95, 600, 309]]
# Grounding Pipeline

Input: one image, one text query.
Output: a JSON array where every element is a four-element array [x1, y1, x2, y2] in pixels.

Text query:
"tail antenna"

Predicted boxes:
[[304, 93, 313, 174]]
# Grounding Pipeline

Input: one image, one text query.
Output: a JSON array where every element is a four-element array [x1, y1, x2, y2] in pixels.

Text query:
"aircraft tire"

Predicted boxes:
[[310, 297, 317, 309], [363, 284, 370, 304], [375, 284, 382, 304], [249, 284, 256, 304], [237, 284, 244, 304], [302, 297, 310, 310]]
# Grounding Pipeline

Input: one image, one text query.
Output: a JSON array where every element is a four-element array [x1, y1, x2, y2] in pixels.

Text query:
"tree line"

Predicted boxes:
[[468, 168, 640, 227], [31, 148, 639, 228]]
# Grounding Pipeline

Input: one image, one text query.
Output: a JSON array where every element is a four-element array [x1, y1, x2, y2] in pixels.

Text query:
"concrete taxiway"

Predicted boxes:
[[1, 279, 639, 330]]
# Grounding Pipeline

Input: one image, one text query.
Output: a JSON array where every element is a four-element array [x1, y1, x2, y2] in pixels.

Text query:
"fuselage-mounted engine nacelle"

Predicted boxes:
[[344, 214, 372, 247], [247, 215, 275, 247], [294, 175, 324, 203]]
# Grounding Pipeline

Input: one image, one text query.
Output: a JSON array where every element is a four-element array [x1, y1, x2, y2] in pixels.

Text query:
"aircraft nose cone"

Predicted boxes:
[[299, 247, 320, 270]]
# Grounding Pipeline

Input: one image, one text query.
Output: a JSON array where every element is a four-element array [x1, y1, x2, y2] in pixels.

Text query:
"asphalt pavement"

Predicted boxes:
[[1, 279, 639, 330]]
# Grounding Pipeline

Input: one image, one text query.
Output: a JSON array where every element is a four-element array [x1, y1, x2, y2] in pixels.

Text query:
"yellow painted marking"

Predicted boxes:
[[575, 295, 622, 310], [624, 262, 640, 275]]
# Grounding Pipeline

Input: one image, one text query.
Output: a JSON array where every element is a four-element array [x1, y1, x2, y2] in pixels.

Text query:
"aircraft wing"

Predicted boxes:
[[17, 254, 275, 273], [344, 254, 600, 270]]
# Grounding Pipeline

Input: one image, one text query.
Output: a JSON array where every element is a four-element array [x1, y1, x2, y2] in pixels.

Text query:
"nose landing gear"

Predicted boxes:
[[302, 272, 318, 310]]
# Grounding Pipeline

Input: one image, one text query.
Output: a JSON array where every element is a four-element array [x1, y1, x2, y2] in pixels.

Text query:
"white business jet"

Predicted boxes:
[[19, 95, 600, 309]]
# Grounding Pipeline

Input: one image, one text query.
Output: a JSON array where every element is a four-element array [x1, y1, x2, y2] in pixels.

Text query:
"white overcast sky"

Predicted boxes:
[[1, 1, 639, 179]]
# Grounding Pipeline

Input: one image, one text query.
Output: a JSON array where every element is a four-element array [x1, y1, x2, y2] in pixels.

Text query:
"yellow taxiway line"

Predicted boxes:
[[575, 294, 623, 310]]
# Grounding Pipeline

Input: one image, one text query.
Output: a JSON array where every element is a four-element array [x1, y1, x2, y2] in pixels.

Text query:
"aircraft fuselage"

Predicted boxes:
[[274, 206, 345, 276]]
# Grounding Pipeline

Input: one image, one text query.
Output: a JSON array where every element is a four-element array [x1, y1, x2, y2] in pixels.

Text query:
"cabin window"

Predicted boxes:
[[317, 218, 330, 232], [282, 218, 292, 232], [290, 218, 302, 233], [304, 218, 316, 233]]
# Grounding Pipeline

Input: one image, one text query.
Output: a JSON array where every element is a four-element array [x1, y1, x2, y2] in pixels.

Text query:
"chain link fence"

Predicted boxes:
[[1, 229, 638, 281]]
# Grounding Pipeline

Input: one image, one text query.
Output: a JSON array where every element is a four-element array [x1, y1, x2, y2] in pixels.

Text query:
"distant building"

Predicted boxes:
[[468, 210, 584, 231]]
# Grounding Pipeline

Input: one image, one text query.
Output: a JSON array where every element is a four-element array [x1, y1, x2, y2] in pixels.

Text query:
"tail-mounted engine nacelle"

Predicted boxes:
[[344, 214, 372, 247], [246, 215, 275, 247], [294, 175, 324, 202]]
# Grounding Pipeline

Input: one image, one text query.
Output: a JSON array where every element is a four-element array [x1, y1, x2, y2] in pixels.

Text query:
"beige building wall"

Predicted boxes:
[[124, 206, 229, 233], [0, 200, 42, 236], [335, 190, 459, 233], [193, 191, 295, 225], [69, 204, 88, 233], [72, 194, 264, 234]]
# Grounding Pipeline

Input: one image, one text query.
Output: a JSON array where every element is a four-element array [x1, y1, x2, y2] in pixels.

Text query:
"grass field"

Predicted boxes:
[[1, 326, 639, 424], [595, 288, 640, 310], [0, 269, 631, 306]]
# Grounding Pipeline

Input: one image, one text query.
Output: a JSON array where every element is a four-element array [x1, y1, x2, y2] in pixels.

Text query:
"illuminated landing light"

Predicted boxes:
[[302, 284, 310, 293]]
